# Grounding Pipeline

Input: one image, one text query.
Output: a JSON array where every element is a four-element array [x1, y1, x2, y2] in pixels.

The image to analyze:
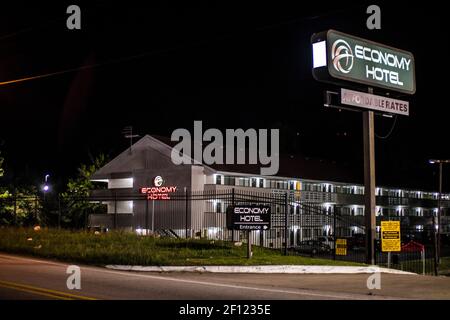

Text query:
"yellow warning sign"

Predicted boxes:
[[335, 238, 347, 256], [381, 221, 401, 252]]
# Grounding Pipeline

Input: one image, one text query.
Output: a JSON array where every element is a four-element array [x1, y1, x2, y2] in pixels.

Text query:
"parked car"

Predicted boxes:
[[291, 240, 332, 255], [317, 236, 335, 249]]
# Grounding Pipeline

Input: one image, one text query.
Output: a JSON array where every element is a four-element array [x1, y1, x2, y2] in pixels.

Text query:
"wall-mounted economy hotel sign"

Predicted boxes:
[[140, 176, 177, 200], [312, 30, 416, 95], [341, 88, 409, 116]]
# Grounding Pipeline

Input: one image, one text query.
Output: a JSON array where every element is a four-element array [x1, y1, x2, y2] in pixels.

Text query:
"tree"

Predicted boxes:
[[0, 151, 43, 226], [0, 151, 4, 178], [61, 154, 108, 228]]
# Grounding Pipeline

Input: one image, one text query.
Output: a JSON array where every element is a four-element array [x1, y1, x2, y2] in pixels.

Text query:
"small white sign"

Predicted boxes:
[[341, 88, 409, 116]]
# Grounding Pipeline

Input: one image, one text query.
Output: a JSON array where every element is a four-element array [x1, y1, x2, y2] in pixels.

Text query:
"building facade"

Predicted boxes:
[[89, 135, 450, 240]]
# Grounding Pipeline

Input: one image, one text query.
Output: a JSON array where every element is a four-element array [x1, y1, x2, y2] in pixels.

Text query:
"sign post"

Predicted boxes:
[[312, 30, 415, 266], [226, 205, 271, 231], [227, 205, 271, 259], [364, 105, 377, 265]]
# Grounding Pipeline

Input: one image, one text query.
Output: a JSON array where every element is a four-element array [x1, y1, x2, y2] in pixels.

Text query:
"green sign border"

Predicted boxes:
[[326, 30, 416, 94]]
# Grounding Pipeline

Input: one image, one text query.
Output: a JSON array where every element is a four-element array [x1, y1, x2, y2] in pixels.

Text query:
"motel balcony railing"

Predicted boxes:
[[207, 184, 450, 208]]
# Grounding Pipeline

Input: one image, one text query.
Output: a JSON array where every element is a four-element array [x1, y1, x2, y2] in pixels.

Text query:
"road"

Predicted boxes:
[[0, 253, 449, 300]]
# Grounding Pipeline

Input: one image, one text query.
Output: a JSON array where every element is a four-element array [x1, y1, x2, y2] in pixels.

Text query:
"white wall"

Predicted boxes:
[[108, 178, 133, 189], [107, 201, 134, 214]]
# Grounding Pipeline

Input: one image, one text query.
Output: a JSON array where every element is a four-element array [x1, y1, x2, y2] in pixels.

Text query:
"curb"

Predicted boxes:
[[105, 265, 416, 275]]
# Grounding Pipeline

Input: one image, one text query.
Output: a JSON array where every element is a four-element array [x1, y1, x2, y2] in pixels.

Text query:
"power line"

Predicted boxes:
[[0, 4, 364, 87], [375, 115, 398, 139]]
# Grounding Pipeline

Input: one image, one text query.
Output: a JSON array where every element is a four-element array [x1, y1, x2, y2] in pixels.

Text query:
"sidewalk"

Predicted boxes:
[[106, 264, 415, 274]]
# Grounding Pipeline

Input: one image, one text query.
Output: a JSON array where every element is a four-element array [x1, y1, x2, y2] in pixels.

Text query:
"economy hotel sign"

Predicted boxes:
[[312, 30, 416, 94], [140, 176, 177, 200]]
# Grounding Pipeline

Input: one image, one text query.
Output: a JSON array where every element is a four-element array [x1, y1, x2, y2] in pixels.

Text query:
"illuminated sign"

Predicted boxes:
[[153, 176, 164, 187], [140, 176, 177, 200], [335, 238, 347, 256], [312, 30, 415, 94], [381, 221, 401, 252], [341, 88, 409, 116], [226, 205, 271, 230]]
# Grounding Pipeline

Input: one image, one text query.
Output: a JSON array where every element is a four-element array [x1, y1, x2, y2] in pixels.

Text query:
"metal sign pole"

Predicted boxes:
[[363, 106, 377, 265], [438, 162, 442, 264], [247, 230, 252, 259], [152, 200, 155, 233]]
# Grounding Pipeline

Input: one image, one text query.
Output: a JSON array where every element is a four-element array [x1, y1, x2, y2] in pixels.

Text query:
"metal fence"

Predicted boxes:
[[0, 189, 444, 275]]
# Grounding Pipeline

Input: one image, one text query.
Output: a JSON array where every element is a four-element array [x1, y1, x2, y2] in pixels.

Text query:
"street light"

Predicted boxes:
[[428, 159, 450, 268], [43, 174, 50, 200]]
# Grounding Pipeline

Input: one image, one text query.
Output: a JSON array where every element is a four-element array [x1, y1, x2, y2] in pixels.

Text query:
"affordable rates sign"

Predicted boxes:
[[312, 30, 416, 94], [341, 88, 409, 116], [226, 205, 271, 230]]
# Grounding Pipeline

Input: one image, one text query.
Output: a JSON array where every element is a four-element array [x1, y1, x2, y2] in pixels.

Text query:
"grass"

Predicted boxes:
[[0, 227, 364, 267], [439, 257, 450, 276]]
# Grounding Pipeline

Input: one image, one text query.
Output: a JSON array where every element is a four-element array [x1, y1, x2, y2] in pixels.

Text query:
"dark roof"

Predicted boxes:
[[211, 156, 362, 183], [150, 135, 362, 184]]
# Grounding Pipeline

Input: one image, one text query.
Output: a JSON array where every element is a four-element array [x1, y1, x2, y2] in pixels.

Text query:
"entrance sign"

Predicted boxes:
[[335, 238, 347, 256], [227, 205, 271, 230], [341, 88, 409, 116], [381, 221, 401, 252], [312, 30, 415, 94]]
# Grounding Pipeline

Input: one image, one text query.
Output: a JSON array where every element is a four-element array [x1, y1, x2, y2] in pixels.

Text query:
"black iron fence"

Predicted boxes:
[[0, 188, 445, 275]]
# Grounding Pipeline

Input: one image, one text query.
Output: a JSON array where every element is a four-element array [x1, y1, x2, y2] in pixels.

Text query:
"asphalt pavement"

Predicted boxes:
[[0, 253, 449, 300]]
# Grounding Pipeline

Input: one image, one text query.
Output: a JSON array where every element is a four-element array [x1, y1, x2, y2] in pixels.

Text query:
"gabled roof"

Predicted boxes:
[[92, 135, 215, 179]]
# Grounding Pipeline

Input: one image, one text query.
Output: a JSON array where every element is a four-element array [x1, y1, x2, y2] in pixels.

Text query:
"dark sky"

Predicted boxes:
[[0, 1, 449, 192]]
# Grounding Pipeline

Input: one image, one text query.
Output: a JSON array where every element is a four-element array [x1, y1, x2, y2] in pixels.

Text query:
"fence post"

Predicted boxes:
[[433, 216, 438, 275], [13, 192, 17, 226], [247, 231, 252, 259], [422, 249, 425, 275], [84, 208, 88, 231], [145, 196, 149, 232], [231, 188, 235, 242], [114, 191, 117, 230], [284, 192, 288, 256], [151, 200, 155, 233], [333, 205, 337, 260], [185, 187, 189, 239], [35, 197, 38, 225], [58, 194, 61, 229]]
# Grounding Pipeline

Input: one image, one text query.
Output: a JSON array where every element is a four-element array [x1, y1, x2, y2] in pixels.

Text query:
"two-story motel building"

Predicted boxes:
[[89, 135, 450, 239]]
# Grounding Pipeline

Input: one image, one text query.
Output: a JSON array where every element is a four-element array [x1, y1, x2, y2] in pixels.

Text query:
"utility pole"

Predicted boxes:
[[429, 159, 450, 267]]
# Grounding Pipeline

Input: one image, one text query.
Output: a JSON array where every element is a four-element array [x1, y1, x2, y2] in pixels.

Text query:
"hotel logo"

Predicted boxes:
[[153, 176, 164, 187], [331, 39, 354, 74]]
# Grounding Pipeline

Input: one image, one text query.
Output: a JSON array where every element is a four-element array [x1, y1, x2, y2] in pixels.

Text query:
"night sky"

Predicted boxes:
[[0, 1, 449, 192]]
